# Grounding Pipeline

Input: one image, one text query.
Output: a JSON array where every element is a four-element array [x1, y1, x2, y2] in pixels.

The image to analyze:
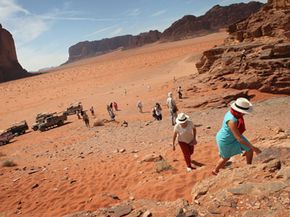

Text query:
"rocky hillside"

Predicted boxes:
[[64, 134, 290, 217], [161, 2, 263, 41], [67, 30, 161, 63], [0, 24, 30, 83], [196, 1, 290, 95]]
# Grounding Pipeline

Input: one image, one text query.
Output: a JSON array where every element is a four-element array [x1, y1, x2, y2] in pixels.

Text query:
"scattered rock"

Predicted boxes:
[[142, 154, 163, 163], [227, 183, 256, 195], [32, 184, 39, 189], [108, 204, 132, 217], [262, 159, 281, 172], [119, 149, 126, 153], [109, 194, 120, 200], [142, 210, 152, 217]]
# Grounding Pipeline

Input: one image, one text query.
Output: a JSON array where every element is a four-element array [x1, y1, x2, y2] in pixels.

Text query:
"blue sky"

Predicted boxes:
[[0, 0, 266, 71]]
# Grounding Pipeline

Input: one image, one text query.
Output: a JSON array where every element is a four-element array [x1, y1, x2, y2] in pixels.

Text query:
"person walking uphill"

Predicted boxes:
[[172, 113, 197, 172], [212, 98, 262, 175], [167, 92, 178, 126]]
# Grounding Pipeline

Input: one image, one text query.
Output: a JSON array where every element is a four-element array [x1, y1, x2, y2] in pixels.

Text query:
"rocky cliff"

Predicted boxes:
[[196, 1, 290, 94], [67, 30, 161, 63], [161, 2, 263, 41], [67, 2, 263, 63], [0, 24, 30, 83]]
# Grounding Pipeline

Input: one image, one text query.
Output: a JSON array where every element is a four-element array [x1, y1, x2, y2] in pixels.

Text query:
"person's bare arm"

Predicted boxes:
[[172, 131, 177, 151], [228, 121, 261, 154]]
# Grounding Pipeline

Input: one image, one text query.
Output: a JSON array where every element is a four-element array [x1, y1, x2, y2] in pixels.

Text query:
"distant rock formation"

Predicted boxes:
[[67, 2, 263, 63], [196, 1, 290, 94], [0, 24, 30, 83], [161, 2, 263, 41], [67, 30, 161, 63]]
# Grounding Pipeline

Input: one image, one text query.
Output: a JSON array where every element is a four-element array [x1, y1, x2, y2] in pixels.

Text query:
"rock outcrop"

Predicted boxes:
[[161, 2, 263, 41], [196, 1, 290, 94], [0, 24, 30, 83], [67, 30, 161, 63]]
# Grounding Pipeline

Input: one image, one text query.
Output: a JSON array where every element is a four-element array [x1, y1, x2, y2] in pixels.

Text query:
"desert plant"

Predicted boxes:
[[2, 160, 17, 167], [155, 158, 173, 173]]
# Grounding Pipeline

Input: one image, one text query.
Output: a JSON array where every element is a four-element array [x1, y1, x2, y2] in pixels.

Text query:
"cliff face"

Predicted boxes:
[[68, 30, 161, 63], [67, 2, 263, 64], [196, 2, 290, 94], [0, 24, 29, 83], [161, 2, 263, 41]]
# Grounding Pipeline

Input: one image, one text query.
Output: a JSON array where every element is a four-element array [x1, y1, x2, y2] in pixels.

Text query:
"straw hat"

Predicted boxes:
[[230, 97, 253, 114], [176, 113, 190, 124]]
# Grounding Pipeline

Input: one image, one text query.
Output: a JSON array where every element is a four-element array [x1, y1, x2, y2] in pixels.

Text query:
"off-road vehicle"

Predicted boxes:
[[0, 130, 14, 145], [63, 102, 83, 116], [6, 120, 29, 136]]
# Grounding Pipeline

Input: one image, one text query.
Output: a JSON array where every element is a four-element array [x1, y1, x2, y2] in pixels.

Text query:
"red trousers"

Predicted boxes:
[[178, 141, 194, 168]]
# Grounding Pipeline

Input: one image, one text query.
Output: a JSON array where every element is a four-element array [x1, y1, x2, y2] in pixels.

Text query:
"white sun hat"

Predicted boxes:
[[230, 97, 253, 114], [176, 113, 190, 124]]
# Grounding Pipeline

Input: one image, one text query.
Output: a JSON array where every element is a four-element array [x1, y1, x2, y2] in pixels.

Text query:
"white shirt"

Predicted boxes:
[[174, 121, 195, 144], [167, 97, 176, 109]]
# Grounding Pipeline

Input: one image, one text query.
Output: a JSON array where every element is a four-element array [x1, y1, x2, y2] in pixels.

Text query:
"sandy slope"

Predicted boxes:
[[0, 31, 289, 217]]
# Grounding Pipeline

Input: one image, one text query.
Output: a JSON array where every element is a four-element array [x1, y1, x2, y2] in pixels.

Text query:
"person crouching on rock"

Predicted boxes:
[[212, 98, 261, 175], [172, 113, 197, 172]]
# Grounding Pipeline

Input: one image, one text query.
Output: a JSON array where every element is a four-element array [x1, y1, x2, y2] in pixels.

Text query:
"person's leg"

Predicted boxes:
[[213, 157, 230, 175], [178, 142, 192, 168], [245, 149, 253, 164]]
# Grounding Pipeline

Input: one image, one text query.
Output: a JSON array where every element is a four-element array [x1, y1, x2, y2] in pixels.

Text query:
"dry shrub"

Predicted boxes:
[[155, 158, 173, 173], [2, 160, 17, 167]]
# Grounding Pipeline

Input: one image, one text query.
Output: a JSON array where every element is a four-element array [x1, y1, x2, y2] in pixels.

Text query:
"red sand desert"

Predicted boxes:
[[0, 32, 289, 217]]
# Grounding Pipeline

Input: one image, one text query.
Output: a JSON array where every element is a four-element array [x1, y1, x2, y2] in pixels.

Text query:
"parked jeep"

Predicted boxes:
[[37, 113, 67, 132], [63, 102, 83, 116], [32, 112, 55, 131], [6, 120, 29, 136], [0, 130, 14, 146]]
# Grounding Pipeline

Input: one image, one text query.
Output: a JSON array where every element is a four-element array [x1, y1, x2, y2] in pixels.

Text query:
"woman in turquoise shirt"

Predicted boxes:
[[212, 98, 261, 175]]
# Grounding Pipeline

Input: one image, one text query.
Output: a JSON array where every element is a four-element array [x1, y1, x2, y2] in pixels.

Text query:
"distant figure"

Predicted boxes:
[[167, 92, 178, 126], [90, 106, 95, 116], [137, 100, 143, 113], [107, 105, 115, 121], [113, 101, 118, 111], [212, 98, 262, 175], [82, 111, 90, 128], [124, 89, 127, 95], [240, 49, 246, 63], [76, 110, 81, 119], [172, 113, 197, 172], [177, 86, 182, 99], [173, 76, 176, 83], [152, 103, 162, 121]]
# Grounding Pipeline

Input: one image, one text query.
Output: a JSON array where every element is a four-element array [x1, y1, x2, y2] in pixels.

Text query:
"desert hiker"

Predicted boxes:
[[212, 98, 262, 175], [167, 92, 178, 126], [137, 100, 143, 113], [90, 106, 95, 116], [177, 86, 182, 99], [152, 103, 162, 121], [172, 113, 197, 172], [107, 105, 115, 121], [113, 101, 118, 111], [82, 111, 90, 128]]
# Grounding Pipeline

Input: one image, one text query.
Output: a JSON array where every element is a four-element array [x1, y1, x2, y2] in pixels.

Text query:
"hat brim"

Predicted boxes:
[[230, 101, 253, 114], [176, 115, 190, 124]]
